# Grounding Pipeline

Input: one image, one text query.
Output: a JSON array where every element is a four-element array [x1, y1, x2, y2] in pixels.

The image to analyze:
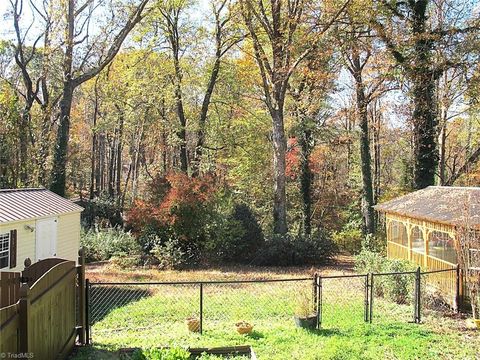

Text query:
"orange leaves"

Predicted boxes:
[[286, 138, 329, 179], [286, 137, 300, 179], [127, 172, 217, 232]]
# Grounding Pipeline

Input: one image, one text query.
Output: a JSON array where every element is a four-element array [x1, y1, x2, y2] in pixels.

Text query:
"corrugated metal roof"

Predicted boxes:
[[0, 188, 83, 223], [374, 186, 480, 228]]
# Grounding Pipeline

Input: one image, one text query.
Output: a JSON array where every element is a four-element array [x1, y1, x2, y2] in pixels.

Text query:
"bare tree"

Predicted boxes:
[[457, 193, 480, 320], [8, 0, 58, 185], [191, 0, 244, 177], [50, 0, 152, 196], [371, 0, 479, 190], [239, 0, 349, 234]]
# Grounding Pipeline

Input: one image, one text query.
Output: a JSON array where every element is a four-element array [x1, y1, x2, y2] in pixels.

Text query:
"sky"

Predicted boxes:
[[0, 0, 476, 131]]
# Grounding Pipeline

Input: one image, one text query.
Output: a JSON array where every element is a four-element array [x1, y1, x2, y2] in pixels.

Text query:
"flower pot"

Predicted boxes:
[[235, 321, 253, 334], [294, 314, 317, 330], [185, 317, 200, 333]]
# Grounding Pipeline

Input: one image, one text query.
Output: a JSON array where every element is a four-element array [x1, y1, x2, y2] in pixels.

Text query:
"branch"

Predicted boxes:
[[369, 19, 409, 70], [73, 0, 151, 86], [286, 0, 351, 80], [445, 146, 480, 186]]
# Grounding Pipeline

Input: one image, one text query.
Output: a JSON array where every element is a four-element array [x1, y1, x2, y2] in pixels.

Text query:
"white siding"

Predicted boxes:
[[56, 212, 81, 262], [0, 219, 36, 272], [0, 212, 81, 272]]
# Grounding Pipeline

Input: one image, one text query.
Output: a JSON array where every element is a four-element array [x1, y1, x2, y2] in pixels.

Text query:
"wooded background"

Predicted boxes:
[[0, 0, 479, 239]]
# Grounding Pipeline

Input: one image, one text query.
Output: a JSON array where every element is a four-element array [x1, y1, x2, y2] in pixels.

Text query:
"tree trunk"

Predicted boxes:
[[50, 83, 73, 196], [37, 111, 53, 187], [108, 132, 116, 198], [411, 1, 438, 189], [372, 100, 381, 204], [99, 133, 105, 192], [172, 56, 188, 173], [299, 125, 313, 236], [351, 50, 375, 235], [175, 84, 188, 173], [271, 108, 288, 235], [438, 120, 447, 185], [192, 58, 221, 177], [355, 77, 375, 234], [50, 0, 74, 196], [89, 88, 99, 199], [18, 109, 30, 185], [116, 113, 124, 199], [412, 74, 438, 189]]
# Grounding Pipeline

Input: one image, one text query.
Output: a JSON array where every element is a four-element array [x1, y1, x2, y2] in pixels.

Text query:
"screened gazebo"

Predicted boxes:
[[375, 186, 480, 307]]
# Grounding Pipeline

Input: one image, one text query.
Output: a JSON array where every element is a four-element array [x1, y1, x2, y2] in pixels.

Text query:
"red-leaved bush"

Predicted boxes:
[[127, 172, 217, 238]]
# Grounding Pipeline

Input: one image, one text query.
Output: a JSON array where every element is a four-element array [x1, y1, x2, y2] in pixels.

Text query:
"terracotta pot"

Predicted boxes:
[[185, 317, 200, 333], [235, 321, 253, 334]]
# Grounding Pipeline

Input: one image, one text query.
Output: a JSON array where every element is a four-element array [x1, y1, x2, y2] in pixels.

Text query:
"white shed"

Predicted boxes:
[[0, 188, 83, 272]]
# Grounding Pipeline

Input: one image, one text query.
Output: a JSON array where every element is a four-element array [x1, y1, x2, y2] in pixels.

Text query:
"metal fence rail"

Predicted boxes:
[[86, 267, 461, 344], [319, 274, 368, 328], [87, 277, 315, 344]]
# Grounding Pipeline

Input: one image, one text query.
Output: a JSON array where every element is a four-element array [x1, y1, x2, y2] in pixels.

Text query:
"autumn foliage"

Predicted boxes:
[[127, 172, 217, 235]]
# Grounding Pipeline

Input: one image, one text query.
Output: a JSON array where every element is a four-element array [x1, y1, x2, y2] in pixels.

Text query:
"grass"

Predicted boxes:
[[70, 263, 480, 360]]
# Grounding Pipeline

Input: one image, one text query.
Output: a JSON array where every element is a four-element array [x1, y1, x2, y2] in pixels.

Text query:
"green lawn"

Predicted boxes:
[[71, 278, 480, 360]]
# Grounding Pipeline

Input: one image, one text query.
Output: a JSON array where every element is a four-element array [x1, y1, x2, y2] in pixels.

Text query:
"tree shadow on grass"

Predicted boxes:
[[305, 327, 345, 337], [90, 285, 152, 324]]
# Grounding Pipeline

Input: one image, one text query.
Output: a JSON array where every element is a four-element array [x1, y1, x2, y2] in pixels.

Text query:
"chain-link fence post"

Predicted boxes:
[[317, 275, 322, 328], [369, 273, 374, 323], [364, 274, 369, 323], [85, 278, 90, 345], [414, 267, 421, 323], [199, 283, 203, 335], [455, 264, 461, 312]]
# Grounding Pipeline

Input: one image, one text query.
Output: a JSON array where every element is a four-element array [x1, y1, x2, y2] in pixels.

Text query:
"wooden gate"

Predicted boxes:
[[0, 251, 86, 359]]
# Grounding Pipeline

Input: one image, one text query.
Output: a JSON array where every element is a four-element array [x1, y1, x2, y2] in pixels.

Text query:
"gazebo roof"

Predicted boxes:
[[374, 186, 480, 228]]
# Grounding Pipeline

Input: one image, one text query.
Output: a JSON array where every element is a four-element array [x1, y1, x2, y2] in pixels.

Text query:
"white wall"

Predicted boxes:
[[0, 212, 81, 272]]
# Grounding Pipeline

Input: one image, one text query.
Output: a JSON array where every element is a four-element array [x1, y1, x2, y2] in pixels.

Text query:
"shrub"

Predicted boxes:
[[382, 259, 416, 304], [150, 237, 198, 270], [361, 233, 387, 253], [355, 249, 416, 304], [205, 203, 264, 264], [128, 174, 266, 267], [332, 228, 363, 254], [354, 249, 387, 274], [232, 203, 265, 259], [127, 173, 217, 259], [80, 194, 123, 228], [133, 347, 191, 360], [81, 228, 141, 263], [109, 254, 143, 269], [253, 232, 337, 266], [136, 224, 170, 253]]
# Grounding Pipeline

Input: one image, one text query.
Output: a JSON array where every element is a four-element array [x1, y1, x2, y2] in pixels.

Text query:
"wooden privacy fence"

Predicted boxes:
[[0, 271, 21, 308], [0, 250, 86, 359]]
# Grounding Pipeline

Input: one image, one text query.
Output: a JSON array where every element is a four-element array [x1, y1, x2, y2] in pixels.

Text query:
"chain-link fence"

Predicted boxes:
[[370, 270, 417, 324], [88, 281, 200, 344], [86, 267, 460, 345], [319, 274, 368, 328], [369, 267, 459, 324], [202, 279, 313, 331], [87, 277, 318, 345]]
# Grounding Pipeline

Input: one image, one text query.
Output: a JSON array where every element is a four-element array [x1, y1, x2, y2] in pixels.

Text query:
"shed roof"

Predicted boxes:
[[0, 188, 83, 224], [374, 186, 480, 228]]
